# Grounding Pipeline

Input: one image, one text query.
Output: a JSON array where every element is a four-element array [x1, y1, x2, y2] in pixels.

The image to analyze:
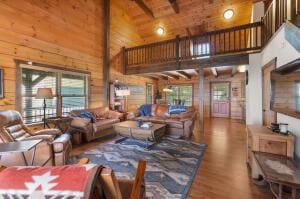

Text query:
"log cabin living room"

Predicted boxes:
[[0, 0, 299, 198]]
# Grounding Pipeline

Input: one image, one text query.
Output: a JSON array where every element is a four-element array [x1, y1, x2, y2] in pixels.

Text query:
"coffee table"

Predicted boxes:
[[113, 121, 166, 150]]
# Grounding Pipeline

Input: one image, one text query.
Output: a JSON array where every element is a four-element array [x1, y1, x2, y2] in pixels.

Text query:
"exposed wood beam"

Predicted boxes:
[[211, 67, 218, 77], [125, 54, 249, 74], [163, 72, 179, 79], [102, 0, 110, 106], [177, 71, 191, 79], [194, 69, 199, 74], [168, 0, 179, 14], [133, 0, 154, 19], [158, 75, 168, 80], [231, 66, 238, 77]]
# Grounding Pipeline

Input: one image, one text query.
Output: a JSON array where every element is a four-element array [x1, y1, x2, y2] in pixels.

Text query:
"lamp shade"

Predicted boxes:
[[36, 88, 53, 99]]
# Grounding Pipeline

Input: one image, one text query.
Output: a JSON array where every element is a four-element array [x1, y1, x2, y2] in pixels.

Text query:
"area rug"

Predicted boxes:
[[70, 137, 206, 199]]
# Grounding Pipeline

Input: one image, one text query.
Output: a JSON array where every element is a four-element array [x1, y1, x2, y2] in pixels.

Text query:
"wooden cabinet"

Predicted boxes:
[[246, 125, 295, 179]]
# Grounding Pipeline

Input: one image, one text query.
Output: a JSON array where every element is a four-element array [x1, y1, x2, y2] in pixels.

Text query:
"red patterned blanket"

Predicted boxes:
[[0, 164, 101, 198]]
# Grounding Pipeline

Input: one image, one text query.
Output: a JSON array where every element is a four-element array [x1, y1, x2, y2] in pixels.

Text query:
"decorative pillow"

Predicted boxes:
[[169, 105, 186, 114], [139, 104, 152, 116], [92, 107, 109, 120], [79, 112, 96, 123]]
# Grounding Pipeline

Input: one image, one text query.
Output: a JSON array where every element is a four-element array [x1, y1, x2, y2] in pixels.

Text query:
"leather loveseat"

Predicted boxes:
[[69, 107, 124, 142], [0, 110, 71, 166], [128, 104, 196, 139]]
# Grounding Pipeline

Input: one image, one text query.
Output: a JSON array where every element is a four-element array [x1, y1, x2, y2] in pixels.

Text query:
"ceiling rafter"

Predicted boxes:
[[211, 67, 218, 77], [133, 0, 155, 19], [177, 71, 191, 79], [162, 72, 179, 79], [168, 0, 179, 14], [231, 66, 238, 77]]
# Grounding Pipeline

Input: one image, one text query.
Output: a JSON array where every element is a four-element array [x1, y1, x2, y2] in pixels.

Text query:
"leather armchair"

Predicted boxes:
[[0, 110, 72, 166]]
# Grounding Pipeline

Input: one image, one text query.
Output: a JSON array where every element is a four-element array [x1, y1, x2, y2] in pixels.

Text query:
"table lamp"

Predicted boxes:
[[36, 88, 53, 128]]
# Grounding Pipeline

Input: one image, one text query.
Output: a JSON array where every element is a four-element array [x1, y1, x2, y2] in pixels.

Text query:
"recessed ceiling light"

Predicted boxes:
[[156, 27, 165, 35], [223, 9, 234, 19]]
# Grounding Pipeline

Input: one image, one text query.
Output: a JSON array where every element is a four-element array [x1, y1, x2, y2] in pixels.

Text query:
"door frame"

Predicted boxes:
[[210, 81, 231, 118], [262, 57, 277, 125]]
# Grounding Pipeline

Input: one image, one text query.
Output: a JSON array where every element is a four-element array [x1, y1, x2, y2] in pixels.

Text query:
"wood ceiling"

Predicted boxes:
[[124, 0, 253, 43]]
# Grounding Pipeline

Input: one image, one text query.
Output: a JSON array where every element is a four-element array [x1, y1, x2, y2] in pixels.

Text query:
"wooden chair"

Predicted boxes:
[[0, 158, 146, 199]]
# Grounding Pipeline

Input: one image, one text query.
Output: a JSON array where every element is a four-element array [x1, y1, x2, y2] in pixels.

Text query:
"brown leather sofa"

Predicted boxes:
[[69, 107, 124, 142], [0, 110, 72, 166], [128, 104, 196, 139]]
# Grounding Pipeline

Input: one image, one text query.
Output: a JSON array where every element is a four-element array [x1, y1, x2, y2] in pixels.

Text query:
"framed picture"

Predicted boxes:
[[0, 69, 3, 98]]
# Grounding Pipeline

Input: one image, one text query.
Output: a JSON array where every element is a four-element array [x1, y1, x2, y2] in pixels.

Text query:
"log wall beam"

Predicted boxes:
[[168, 0, 179, 13]]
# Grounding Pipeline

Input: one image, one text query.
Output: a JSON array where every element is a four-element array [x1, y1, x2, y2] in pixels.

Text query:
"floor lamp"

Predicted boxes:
[[36, 88, 53, 128]]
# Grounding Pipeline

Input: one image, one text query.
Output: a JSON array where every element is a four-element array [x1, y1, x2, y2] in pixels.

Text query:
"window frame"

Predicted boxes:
[[146, 83, 154, 104], [165, 84, 194, 106], [15, 60, 91, 124]]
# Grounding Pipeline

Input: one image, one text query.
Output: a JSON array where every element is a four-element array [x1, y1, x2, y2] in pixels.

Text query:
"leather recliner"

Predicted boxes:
[[0, 110, 72, 166]]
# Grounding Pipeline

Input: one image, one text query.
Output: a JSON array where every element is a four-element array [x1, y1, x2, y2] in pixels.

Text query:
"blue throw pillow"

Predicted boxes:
[[169, 105, 186, 114], [139, 104, 152, 116], [79, 111, 96, 123]]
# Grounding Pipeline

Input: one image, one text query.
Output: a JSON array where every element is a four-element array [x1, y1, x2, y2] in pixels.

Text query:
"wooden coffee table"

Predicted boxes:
[[113, 121, 166, 150]]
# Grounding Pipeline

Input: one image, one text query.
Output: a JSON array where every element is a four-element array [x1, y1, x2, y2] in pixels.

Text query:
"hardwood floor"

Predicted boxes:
[[188, 118, 272, 199], [0, 118, 273, 198]]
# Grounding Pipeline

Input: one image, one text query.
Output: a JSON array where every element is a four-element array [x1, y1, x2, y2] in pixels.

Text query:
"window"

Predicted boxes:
[[296, 81, 300, 112], [166, 85, 193, 106], [146, 83, 154, 104], [21, 66, 89, 124]]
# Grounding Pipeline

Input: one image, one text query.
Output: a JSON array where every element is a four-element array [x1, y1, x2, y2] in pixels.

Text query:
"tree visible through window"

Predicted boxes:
[[166, 85, 193, 106], [21, 67, 88, 124]]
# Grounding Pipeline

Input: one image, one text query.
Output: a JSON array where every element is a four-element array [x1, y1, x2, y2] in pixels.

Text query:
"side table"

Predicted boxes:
[[0, 140, 43, 166]]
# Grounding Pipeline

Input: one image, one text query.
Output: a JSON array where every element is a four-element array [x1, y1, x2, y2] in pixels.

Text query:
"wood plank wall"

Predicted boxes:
[[158, 73, 246, 120], [110, 0, 157, 111], [0, 0, 104, 110], [0, 0, 157, 114]]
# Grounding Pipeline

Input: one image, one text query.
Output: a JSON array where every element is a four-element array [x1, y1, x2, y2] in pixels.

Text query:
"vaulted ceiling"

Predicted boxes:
[[123, 0, 253, 43]]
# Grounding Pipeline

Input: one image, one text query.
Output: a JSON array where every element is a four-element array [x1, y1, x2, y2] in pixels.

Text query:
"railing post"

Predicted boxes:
[[175, 35, 180, 70]]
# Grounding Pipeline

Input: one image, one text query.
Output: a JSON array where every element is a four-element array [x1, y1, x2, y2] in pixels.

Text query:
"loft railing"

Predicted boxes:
[[125, 22, 262, 68], [124, 0, 299, 72]]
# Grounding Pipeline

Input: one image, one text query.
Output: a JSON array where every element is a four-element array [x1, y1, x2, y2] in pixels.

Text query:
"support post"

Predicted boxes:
[[198, 66, 204, 133], [102, 0, 110, 106]]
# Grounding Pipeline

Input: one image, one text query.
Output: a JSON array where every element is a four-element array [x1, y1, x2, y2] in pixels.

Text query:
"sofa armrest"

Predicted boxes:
[[52, 134, 71, 153], [34, 129, 62, 136], [22, 134, 55, 143]]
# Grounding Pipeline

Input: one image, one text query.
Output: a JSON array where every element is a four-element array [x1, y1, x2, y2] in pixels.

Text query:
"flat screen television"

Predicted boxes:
[[271, 58, 300, 119]]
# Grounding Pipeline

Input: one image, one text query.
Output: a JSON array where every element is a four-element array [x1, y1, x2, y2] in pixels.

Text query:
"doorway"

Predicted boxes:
[[262, 59, 277, 126], [211, 82, 230, 118]]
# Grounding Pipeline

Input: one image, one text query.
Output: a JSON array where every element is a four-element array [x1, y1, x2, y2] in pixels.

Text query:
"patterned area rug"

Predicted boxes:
[[70, 137, 206, 199]]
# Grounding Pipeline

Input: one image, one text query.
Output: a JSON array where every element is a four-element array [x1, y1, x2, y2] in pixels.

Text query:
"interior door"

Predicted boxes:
[[211, 82, 230, 118], [262, 59, 277, 126]]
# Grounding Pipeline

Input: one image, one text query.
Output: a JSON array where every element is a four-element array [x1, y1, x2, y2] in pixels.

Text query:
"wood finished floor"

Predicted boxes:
[[0, 118, 273, 198], [71, 118, 273, 199]]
